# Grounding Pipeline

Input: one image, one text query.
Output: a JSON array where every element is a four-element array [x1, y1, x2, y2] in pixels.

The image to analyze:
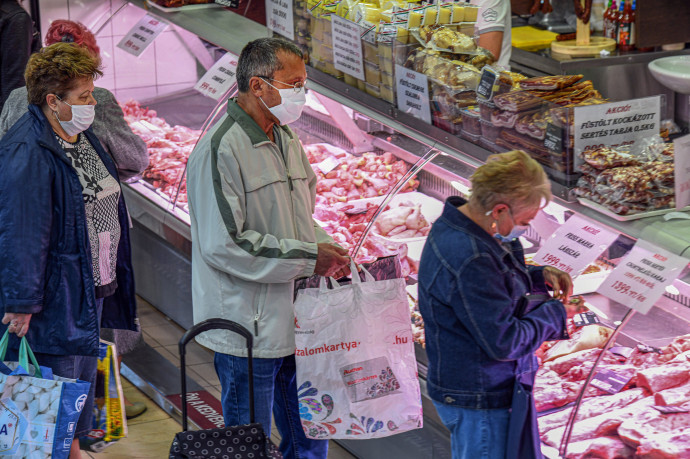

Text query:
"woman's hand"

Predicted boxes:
[[2, 313, 32, 338], [543, 267, 573, 303]]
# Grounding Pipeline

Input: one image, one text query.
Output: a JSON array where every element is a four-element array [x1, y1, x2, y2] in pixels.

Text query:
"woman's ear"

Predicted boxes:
[[45, 94, 59, 112]]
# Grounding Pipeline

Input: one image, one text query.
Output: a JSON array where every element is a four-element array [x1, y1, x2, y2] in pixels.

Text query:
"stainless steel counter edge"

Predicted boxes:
[[511, 46, 690, 74]]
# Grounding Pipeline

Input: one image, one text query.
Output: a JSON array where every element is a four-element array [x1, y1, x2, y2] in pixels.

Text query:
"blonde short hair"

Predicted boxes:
[[469, 150, 551, 212]]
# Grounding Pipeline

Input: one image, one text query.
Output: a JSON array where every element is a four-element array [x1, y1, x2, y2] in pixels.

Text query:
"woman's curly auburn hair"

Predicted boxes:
[[25, 43, 103, 106], [44, 20, 100, 58]]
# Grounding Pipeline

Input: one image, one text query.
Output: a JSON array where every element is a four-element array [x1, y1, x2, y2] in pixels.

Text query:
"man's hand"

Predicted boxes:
[[2, 313, 32, 338], [315, 243, 351, 278], [543, 266, 573, 303]]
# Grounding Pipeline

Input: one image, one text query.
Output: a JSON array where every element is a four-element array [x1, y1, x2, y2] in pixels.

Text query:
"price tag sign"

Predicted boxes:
[[590, 368, 632, 394], [674, 133, 690, 209], [532, 214, 618, 276], [117, 14, 168, 57], [194, 53, 239, 100], [476, 67, 498, 101], [573, 96, 661, 163], [544, 123, 563, 152], [597, 239, 689, 314], [573, 311, 601, 327], [331, 15, 365, 80], [266, 0, 294, 40], [395, 64, 431, 124]]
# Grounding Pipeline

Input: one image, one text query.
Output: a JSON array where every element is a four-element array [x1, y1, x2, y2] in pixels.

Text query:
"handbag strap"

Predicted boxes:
[[348, 259, 375, 284], [178, 319, 254, 432], [0, 331, 43, 378]]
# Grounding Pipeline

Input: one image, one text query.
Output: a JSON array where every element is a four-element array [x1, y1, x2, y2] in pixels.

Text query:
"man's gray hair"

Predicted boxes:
[[236, 38, 303, 93]]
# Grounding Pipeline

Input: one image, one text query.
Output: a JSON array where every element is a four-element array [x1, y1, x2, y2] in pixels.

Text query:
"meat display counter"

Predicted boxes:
[[91, 2, 690, 458]]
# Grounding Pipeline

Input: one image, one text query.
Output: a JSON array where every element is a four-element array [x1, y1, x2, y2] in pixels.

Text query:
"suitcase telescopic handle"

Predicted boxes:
[[178, 318, 255, 431]]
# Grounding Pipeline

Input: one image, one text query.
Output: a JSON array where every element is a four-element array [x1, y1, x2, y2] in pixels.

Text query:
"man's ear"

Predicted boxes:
[[248, 76, 265, 98]]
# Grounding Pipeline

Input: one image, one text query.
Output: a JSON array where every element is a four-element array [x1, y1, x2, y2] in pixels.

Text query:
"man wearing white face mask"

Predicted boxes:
[[187, 38, 350, 459]]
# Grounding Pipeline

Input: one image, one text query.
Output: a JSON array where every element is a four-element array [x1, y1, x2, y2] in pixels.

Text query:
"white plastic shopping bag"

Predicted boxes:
[[294, 260, 423, 439]]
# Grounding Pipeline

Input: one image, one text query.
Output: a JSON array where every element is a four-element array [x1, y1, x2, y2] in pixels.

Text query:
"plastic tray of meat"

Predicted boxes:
[[577, 198, 690, 222], [145, 0, 223, 12]]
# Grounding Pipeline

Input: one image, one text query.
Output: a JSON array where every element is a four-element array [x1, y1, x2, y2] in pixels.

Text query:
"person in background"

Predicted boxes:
[[187, 37, 351, 459], [0, 20, 149, 419], [0, 20, 149, 181], [470, 0, 513, 68], [418, 150, 573, 459], [0, 0, 33, 112], [0, 43, 139, 458]]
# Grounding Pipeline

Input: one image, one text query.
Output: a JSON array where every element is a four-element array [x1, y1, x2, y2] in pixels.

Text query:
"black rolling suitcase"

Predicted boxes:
[[169, 318, 282, 458]]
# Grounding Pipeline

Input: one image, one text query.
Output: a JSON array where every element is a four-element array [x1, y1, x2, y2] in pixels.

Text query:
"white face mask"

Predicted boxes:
[[55, 96, 96, 137], [259, 78, 307, 126], [486, 207, 531, 243]]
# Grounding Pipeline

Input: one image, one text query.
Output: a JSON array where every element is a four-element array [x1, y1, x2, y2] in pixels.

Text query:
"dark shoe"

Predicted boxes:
[[126, 401, 147, 419]]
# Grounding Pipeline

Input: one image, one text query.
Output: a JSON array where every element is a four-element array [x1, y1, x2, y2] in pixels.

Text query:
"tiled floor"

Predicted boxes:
[[91, 297, 355, 458]]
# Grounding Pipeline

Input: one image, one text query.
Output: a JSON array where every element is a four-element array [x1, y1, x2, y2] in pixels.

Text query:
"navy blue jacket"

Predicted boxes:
[[418, 196, 568, 409], [0, 104, 137, 357]]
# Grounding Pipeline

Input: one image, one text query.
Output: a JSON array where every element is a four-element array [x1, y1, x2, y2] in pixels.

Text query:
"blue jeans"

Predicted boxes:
[[433, 401, 510, 459], [214, 353, 328, 459]]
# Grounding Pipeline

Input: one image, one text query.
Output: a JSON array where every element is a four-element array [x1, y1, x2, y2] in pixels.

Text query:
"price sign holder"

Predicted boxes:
[[476, 67, 498, 102], [590, 368, 632, 395], [331, 15, 365, 80], [573, 95, 662, 166], [194, 53, 239, 100], [544, 123, 563, 152], [596, 239, 689, 314], [674, 133, 690, 209], [532, 214, 618, 277], [266, 0, 295, 40], [395, 64, 431, 124], [117, 14, 168, 57]]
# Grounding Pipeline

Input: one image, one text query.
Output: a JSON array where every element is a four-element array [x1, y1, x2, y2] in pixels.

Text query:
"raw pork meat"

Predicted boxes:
[[636, 363, 690, 393], [635, 426, 690, 458], [617, 405, 690, 448], [565, 436, 635, 459]]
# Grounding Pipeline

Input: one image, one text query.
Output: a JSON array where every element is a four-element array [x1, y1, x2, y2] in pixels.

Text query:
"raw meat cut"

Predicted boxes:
[[543, 325, 613, 362], [617, 405, 690, 448], [635, 426, 690, 458], [541, 397, 654, 447], [565, 436, 635, 459], [546, 349, 620, 375], [537, 388, 647, 435], [654, 381, 690, 406], [637, 363, 690, 393]]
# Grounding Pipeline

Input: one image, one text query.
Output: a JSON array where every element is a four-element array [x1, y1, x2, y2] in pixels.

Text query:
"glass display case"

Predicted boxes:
[[90, 2, 690, 457]]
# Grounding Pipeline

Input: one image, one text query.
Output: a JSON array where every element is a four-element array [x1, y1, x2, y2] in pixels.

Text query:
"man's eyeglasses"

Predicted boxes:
[[258, 76, 307, 94]]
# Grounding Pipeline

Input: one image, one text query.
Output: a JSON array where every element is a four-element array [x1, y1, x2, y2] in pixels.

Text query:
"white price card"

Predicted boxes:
[[597, 239, 688, 314], [533, 214, 619, 276], [331, 15, 365, 80], [266, 0, 294, 41], [573, 95, 661, 163], [194, 53, 239, 100], [674, 133, 690, 209], [395, 64, 431, 124], [117, 14, 168, 57]]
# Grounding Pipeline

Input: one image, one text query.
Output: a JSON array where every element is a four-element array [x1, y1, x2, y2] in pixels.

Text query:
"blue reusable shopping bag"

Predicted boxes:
[[0, 331, 91, 459]]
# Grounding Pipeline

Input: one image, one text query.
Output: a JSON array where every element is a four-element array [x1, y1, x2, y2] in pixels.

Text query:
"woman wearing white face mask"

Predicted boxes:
[[418, 150, 575, 459], [0, 43, 137, 459]]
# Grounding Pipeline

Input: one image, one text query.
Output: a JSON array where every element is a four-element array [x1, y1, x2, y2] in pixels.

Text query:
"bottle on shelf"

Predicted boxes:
[[603, 0, 617, 40], [618, 0, 636, 51]]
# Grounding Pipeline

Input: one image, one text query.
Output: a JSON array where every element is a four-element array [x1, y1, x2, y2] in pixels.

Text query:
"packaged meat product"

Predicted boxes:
[[541, 397, 655, 447], [581, 147, 640, 170], [479, 119, 501, 142], [565, 436, 635, 459], [477, 98, 495, 122], [637, 363, 690, 393], [618, 405, 690, 448], [635, 425, 690, 458], [543, 325, 614, 362], [514, 109, 549, 140], [518, 74, 583, 91], [537, 387, 647, 435], [491, 109, 519, 128], [493, 90, 543, 112], [594, 166, 652, 193], [459, 106, 481, 135]]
